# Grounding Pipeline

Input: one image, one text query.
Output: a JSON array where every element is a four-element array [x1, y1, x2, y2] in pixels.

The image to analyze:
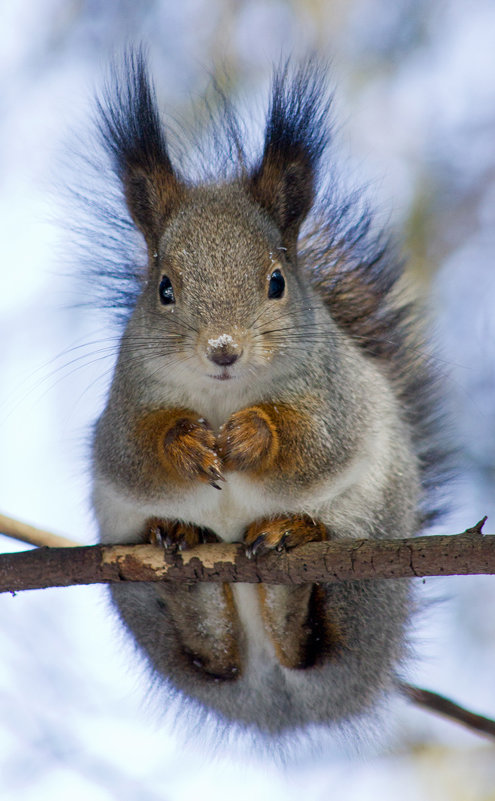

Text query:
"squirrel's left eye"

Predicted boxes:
[[159, 275, 175, 305], [268, 269, 285, 299]]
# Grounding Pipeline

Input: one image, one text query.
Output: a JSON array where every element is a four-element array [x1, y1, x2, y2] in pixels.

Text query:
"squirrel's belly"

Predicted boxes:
[[94, 475, 279, 673], [93, 472, 280, 543], [232, 582, 279, 670], [180, 475, 283, 670], [173, 472, 285, 543]]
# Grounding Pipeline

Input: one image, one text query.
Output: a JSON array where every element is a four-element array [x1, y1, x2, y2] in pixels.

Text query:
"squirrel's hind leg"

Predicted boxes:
[[244, 516, 344, 670], [145, 518, 243, 681]]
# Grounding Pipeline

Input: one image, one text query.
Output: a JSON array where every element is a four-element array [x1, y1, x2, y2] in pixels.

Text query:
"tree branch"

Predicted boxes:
[[1, 514, 494, 741], [399, 682, 495, 740], [0, 512, 80, 549], [0, 519, 493, 593]]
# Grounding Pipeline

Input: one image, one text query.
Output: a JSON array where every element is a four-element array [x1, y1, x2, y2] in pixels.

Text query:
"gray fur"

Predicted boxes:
[[90, 56, 436, 738]]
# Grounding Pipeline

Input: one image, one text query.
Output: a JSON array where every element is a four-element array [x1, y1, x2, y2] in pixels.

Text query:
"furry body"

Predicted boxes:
[[90, 53, 442, 735]]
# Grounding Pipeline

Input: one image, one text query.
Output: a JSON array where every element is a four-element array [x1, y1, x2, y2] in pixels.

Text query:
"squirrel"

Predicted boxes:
[[89, 51, 446, 737]]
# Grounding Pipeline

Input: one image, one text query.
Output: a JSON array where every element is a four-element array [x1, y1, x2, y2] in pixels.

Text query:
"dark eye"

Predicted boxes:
[[268, 269, 285, 299], [159, 275, 175, 305]]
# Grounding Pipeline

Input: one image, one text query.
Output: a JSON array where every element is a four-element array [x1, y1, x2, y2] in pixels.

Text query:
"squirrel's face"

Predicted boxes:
[[135, 187, 314, 391]]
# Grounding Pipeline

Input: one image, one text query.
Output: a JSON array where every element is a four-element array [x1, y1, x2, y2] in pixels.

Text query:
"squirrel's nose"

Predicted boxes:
[[206, 334, 242, 367], [208, 349, 240, 367]]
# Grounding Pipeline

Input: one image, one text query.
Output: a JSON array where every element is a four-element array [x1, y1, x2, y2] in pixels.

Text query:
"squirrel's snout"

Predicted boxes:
[[209, 350, 240, 367], [205, 334, 243, 368]]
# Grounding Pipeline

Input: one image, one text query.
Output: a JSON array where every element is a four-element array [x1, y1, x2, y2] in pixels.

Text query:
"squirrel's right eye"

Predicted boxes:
[[159, 275, 175, 305], [268, 269, 285, 299]]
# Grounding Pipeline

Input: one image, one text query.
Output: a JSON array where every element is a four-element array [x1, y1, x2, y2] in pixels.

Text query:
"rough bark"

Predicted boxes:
[[0, 522, 493, 594]]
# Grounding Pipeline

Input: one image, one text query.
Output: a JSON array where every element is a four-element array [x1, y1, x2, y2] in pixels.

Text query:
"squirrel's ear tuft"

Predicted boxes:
[[248, 61, 330, 250], [97, 49, 184, 248]]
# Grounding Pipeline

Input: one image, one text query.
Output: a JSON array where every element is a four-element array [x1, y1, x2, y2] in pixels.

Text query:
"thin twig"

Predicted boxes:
[[0, 512, 80, 549], [399, 682, 495, 740]]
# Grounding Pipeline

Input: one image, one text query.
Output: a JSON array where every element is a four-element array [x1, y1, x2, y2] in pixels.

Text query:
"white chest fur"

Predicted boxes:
[[93, 470, 282, 673], [94, 469, 285, 545]]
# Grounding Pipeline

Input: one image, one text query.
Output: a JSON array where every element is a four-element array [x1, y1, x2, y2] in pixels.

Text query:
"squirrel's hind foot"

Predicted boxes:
[[146, 517, 219, 552], [244, 514, 327, 558]]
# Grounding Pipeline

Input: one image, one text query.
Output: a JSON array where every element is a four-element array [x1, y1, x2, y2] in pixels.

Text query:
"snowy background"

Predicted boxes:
[[1, 1, 495, 798]]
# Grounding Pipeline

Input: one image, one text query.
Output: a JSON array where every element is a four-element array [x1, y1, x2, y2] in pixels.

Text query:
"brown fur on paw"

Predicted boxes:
[[136, 408, 224, 487], [146, 518, 218, 551], [244, 514, 327, 557], [218, 405, 278, 473], [258, 583, 346, 669], [163, 416, 224, 487]]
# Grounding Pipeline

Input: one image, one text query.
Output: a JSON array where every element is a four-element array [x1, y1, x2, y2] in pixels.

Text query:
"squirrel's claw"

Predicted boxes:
[[145, 519, 217, 551], [204, 461, 225, 489], [245, 533, 268, 559], [245, 530, 289, 558], [244, 515, 327, 557]]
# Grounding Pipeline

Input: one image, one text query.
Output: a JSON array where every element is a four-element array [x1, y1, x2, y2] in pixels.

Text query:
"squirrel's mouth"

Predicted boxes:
[[207, 371, 237, 381]]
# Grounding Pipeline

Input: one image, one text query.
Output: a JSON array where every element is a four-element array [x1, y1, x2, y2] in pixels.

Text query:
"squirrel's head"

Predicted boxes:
[[99, 51, 330, 390], [137, 183, 311, 388]]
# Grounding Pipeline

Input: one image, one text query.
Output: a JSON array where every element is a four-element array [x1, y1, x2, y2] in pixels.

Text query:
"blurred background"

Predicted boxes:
[[1, 1, 494, 798]]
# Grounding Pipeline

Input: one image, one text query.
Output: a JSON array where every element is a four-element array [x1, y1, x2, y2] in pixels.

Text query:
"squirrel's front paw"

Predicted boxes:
[[162, 415, 224, 488], [218, 405, 278, 473], [146, 518, 219, 551], [244, 515, 327, 558]]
